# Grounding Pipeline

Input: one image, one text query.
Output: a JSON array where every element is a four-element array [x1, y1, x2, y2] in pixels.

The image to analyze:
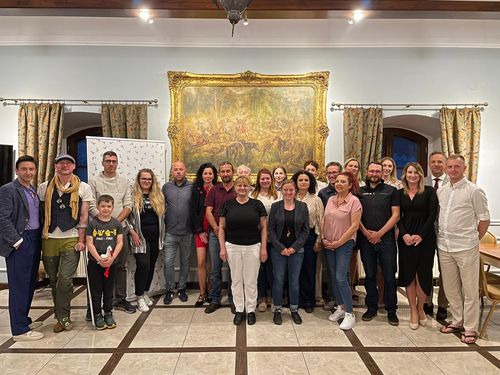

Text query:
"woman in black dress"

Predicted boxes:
[[397, 162, 438, 330]]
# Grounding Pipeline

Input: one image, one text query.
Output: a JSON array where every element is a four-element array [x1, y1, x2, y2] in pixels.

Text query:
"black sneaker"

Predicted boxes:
[[273, 310, 283, 325], [291, 311, 302, 324], [230, 303, 236, 314], [95, 314, 106, 330], [104, 312, 116, 329], [233, 312, 244, 326], [362, 310, 378, 321], [163, 290, 174, 305], [247, 312, 256, 325], [304, 306, 314, 313], [204, 302, 220, 314], [387, 312, 399, 326], [177, 289, 188, 302], [115, 299, 136, 314]]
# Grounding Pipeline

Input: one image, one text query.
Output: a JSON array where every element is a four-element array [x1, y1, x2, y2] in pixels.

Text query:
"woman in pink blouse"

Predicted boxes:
[[321, 172, 362, 330]]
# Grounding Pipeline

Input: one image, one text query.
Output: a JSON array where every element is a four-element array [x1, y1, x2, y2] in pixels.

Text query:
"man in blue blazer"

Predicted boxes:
[[0, 155, 43, 341]]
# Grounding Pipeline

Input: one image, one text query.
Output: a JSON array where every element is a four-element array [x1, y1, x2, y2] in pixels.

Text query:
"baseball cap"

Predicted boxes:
[[54, 153, 75, 164]]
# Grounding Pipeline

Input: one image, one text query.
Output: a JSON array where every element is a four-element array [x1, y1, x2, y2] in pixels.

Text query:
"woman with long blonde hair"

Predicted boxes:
[[129, 168, 166, 312], [381, 156, 403, 189]]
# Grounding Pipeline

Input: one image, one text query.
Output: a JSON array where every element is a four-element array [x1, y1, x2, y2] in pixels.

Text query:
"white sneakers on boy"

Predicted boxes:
[[143, 295, 154, 307], [339, 312, 356, 330], [328, 306, 345, 322]]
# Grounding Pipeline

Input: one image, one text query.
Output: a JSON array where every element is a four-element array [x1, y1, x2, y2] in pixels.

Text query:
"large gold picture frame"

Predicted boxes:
[[167, 70, 329, 178]]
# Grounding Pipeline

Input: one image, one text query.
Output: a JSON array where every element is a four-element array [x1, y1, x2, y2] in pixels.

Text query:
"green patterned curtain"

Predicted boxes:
[[101, 104, 148, 139], [18, 103, 64, 186], [439, 107, 481, 183], [343, 107, 383, 177]]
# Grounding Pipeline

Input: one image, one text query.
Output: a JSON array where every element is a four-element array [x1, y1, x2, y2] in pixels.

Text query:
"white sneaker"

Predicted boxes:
[[13, 330, 44, 341], [143, 295, 153, 307], [339, 312, 355, 330], [28, 321, 43, 330], [137, 297, 150, 313], [328, 306, 345, 322]]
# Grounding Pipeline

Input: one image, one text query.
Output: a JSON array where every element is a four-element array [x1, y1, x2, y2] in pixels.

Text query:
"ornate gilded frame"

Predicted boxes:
[[167, 70, 329, 179]]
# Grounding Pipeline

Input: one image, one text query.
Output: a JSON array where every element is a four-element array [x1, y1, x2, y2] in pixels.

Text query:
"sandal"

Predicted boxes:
[[194, 294, 206, 307], [440, 323, 464, 334], [461, 332, 478, 344]]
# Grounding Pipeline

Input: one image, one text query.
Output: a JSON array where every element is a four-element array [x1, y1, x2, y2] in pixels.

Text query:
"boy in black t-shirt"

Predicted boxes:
[[86, 195, 123, 330]]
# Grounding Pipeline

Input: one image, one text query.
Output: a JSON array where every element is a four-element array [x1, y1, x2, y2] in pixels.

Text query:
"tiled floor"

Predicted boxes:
[[0, 286, 500, 374]]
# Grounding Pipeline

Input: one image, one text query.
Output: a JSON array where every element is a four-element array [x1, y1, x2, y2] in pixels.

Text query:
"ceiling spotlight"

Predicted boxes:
[[347, 19, 354, 25], [139, 9, 152, 22], [148, 18, 154, 24], [352, 10, 365, 23]]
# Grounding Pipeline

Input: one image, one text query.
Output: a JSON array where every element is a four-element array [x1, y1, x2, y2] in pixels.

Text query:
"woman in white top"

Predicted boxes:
[[251, 168, 282, 312], [381, 156, 403, 189]]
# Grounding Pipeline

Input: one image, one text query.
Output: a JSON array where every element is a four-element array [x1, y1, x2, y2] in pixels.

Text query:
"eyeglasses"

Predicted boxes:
[[56, 198, 66, 210], [103, 160, 118, 164], [140, 178, 153, 181]]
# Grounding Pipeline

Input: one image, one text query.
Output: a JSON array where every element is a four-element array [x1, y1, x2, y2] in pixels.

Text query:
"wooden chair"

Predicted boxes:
[[479, 256, 500, 338], [481, 231, 497, 245]]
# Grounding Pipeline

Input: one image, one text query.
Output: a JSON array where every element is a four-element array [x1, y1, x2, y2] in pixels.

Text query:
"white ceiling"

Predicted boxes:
[[1, 16, 500, 48]]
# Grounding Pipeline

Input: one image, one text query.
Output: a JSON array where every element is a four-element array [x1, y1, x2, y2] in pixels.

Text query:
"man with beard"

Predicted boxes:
[[357, 162, 400, 326], [204, 161, 236, 314]]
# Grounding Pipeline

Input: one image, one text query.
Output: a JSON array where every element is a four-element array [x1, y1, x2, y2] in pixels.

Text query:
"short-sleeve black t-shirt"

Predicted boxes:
[[86, 217, 123, 262], [358, 181, 400, 239], [219, 198, 267, 245], [140, 194, 159, 228]]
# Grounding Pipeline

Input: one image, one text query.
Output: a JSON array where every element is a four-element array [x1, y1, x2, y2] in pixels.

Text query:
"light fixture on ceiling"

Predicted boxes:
[[213, 0, 252, 36], [138, 9, 154, 24], [347, 9, 365, 25]]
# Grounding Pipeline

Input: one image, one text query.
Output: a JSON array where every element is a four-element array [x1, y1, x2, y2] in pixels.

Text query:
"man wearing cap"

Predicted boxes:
[[88, 151, 135, 313], [38, 153, 93, 333], [0, 155, 44, 341]]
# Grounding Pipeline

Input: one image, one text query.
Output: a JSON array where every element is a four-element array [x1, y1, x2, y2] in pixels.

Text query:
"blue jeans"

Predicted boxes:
[[271, 246, 304, 311], [299, 229, 317, 308], [325, 240, 354, 313], [208, 231, 232, 304], [359, 235, 398, 313], [163, 232, 193, 291], [257, 243, 273, 298]]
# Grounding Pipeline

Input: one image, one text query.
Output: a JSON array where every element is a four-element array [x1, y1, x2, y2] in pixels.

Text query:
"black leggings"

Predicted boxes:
[[134, 231, 160, 296]]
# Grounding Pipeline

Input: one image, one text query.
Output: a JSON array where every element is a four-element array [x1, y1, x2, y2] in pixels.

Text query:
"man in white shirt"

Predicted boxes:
[[423, 151, 449, 320], [437, 154, 490, 344]]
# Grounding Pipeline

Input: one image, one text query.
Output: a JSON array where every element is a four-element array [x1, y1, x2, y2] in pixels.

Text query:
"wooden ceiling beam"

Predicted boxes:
[[1, 1, 500, 12]]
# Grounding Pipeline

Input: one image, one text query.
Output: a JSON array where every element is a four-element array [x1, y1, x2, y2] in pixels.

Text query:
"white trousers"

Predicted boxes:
[[226, 242, 261, 313], [439, 246, 479, 332]]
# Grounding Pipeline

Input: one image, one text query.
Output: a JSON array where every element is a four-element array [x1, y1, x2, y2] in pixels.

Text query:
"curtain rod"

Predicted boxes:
[[330, 102, 488, 111], [0, 97, 159, 107]]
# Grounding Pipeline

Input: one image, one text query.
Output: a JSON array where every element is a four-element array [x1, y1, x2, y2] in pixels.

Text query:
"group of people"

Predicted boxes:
[[0, 150, 490, 345]]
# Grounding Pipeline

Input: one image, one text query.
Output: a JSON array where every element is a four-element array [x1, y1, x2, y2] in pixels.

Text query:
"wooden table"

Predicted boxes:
[[480, 243, 500, 268]]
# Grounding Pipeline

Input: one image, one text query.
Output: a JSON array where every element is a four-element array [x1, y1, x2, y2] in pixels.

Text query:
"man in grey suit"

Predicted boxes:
[[423, 151, 449, 321], [0, 156, 43, 341]]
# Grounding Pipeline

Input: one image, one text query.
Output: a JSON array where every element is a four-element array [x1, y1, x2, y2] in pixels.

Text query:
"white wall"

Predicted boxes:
[[1, 46, 499, 279]]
